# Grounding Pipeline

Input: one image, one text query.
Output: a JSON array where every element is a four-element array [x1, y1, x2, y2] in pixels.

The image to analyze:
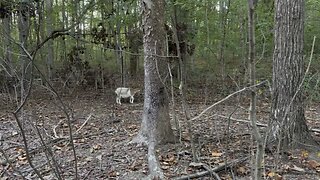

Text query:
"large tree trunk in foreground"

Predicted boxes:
[[133, 0, 175, 178], [270, 0, 316, 150]]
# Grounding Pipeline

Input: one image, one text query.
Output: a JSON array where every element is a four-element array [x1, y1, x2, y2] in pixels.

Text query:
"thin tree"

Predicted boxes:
[[46, 0, 54, 80], [247, 0, 264, 179], [1, 1, 13, 76], [17, 0, 31, 101], [270, 0, 318, 150], [133, 0, 175, 178]]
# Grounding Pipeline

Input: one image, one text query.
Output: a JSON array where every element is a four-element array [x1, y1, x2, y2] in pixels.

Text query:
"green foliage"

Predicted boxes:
[[1, 0, 320, 101]]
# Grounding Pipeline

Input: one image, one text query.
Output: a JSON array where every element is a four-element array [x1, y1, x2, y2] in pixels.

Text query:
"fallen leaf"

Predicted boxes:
[[17, 155, 27, 161], [211, 151, 223, 157], [267, 171, 276, 177], [108, 170, 118, 177], [236, 166, 248, 175], [301, 150, 309, 158], [307, 160, 320, 169], [163, 154, 175, 164], [17, 155, 27, 165], [267, 171, 282, 180], [162, 161, 169, 165], [161, 165, 170, 170]]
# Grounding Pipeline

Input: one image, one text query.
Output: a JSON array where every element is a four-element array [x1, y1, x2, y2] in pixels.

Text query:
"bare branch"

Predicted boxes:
[[191, 80, 268, 121]]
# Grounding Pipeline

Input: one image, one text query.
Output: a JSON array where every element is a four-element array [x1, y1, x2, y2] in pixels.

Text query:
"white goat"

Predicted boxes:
[[115, 87, 140, 105]]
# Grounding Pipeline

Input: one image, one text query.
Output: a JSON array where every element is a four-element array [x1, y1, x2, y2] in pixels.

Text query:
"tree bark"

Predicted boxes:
[[135, 0, 175, 145], [2, 4, 12, 76], [248, 0, 264, 179], [46, 0, 54, 80], [133, 0, 175, 178], [18, 1, 30, 100], [270, 0, 317, 150]]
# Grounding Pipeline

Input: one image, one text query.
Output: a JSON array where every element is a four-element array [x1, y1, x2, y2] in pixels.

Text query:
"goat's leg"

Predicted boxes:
[[130, 96, 134, 103], [116, 97, 121, 104]]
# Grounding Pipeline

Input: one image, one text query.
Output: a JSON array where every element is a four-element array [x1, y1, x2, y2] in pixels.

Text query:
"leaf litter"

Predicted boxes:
[[0, 89, 319, 179]]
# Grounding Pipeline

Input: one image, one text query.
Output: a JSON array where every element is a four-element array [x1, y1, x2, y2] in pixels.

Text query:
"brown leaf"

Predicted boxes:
[[211, 151, 223, 157], [307, 160, 320, 169], [267, 171, 282, 180], [161, 165, 170, 170], [236, 166, 248, 175], [164, 154, 175, 163], [108, 170, 118, 177], [17, 155, 27, 165]]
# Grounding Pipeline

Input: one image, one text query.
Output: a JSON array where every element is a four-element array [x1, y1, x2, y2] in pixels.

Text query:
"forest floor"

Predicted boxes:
[[1, 86, 320, 180]]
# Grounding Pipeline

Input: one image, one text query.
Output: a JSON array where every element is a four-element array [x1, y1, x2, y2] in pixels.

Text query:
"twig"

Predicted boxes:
[[83, 169, 93, 180], [75, 114, 93, 134], [53, 119, 64, 138], [202, 163, 222, 180], [34, 123, 63, 180], [1, 149, 25, 179], [214, 114, 320, 133], [215, 114, 266, 127], [173, 157, 248, 180], [191, 80, 268, 121]]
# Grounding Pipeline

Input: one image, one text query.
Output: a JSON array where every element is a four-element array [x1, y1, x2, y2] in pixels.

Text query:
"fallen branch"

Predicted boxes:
[[53, 119, 64, 138], [202, 163, 222, 180], [75, 114, 93, 134], [173, 157, 248, 180]]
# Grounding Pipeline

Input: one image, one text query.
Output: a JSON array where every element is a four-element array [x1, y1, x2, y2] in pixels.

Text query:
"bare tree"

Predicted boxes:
[[133, 0, 175, 178], [1, 1, 13, 76], [270, 0, 318, 150], [247, 0, 264, 179], [17, 0, 31, 101], [46, 0, 54, 80]]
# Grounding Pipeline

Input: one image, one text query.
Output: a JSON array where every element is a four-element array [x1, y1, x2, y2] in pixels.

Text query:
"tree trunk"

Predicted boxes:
[[128, 26, 140, 77], [133, 0, 174, 178], [218, 0, 229, 87], [2, 6, 12, 76], [46, 0, 54, 80], [248, 0, 263, 179], [270, 0, 316, 150], [18, 1, 30, 100]]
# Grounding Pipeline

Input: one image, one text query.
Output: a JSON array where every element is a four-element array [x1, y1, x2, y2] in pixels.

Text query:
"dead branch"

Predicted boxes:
[[214, 114, 266, 127], [17, 43, 79, 179], [191, 80, 268, 121], [75, 114, 93, 134], [34, 124, 62, 180], [202, 163, 222, 180], [214, 114, 320, 133], [0, 148, 25, 178], [173, 157, 248, 180]]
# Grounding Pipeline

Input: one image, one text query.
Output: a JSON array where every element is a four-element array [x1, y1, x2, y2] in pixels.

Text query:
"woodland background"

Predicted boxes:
[[1, 0, 320, 179]]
